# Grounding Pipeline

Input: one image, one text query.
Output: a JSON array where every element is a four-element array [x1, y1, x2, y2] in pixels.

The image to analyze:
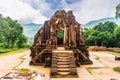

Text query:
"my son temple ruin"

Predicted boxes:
[[30, 10, 92, 78]]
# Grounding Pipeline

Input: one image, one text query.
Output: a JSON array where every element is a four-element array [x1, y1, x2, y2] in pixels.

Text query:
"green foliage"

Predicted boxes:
[[84, 28, 99, 46], [84, 21, 118, 47], [17, 34, 27, 48], [114, 26, 120, 47], [57, 30, 64, 38], [93, 21, 117, 33], [113, 67, 120, 72], [97, 31, 112, 46], [0, 15, 27, 48], [0, 48, 17, 53], [116, 3, 120, 19]]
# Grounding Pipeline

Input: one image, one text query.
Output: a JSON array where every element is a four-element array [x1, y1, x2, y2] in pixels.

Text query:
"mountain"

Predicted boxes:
[[22, 23, 42, 42], [22, 17, 120, 42], [83, 17, 120, 28]]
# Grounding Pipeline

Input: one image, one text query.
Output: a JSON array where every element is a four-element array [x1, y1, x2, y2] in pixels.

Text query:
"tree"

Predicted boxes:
[[93, 21, 117, 33], [114, 26, 120, 47], [84, 21, 117, 47], [17, 34, 27, 48], [0, 16, 27, 48], [116, 3, 120, 19], [84, 28, 99, 46], [97, 31, 112, 46]]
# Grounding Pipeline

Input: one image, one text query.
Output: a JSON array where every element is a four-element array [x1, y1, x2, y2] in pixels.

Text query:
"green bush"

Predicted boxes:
[[113, 67, 120, 72], [19, 43, 32, 48]]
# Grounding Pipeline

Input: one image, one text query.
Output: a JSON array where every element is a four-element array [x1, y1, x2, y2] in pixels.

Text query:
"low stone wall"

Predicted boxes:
[[88, 46, 107, 51]]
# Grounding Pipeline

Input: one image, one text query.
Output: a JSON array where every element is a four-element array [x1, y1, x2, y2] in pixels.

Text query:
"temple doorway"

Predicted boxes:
[[57, 30, 64, 46], [57, 37, 63, 45]]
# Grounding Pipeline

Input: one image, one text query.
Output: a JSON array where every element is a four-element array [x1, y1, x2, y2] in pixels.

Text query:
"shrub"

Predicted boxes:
[[113, 67, 120, 72]]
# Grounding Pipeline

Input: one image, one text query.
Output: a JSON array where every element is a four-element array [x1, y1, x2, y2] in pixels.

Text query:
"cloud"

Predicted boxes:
[[0, 0, 119, 24], [62, 0, 120, 24], [0, 0, 48, 24], [21, 0, 51, 16]]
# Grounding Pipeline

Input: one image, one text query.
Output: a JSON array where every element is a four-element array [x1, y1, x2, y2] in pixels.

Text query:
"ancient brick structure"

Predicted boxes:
[[30, 10, 92, 77]]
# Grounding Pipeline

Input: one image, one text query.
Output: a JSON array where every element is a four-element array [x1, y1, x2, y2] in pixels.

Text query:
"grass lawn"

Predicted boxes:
[[107, 51, 120, 56], [0, 48, 29, 57], [0, 48, 18, 53]]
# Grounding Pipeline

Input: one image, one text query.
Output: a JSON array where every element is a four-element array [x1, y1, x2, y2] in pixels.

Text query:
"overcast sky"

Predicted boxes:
[[0, 0, 119, 24]]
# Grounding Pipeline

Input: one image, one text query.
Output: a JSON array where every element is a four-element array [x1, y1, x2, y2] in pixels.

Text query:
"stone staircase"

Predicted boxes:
[[51, 48, 78, 78]]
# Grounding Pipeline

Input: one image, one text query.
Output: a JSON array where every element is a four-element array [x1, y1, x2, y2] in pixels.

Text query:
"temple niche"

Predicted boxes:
[[30, 10, 92, 77]]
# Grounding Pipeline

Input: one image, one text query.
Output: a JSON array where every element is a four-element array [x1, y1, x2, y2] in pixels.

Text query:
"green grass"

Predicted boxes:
[[12, 55, 37, 74], [107, 48, 120, 56], [17, 68, 37, 73], [0, 48, 17, 53], [107, 51, 120, 56], [18, 68, 30, 73], [12, 54, 26, 70], [86, 67, 101, 74], [113, 67, 120, 72], [95, 56, 100, 60], [108, 48, 120, 53], [0, 48, 29, 57]]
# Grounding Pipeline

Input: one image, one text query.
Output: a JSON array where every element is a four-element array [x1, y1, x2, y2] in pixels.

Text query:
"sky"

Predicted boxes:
[[0, 0, 119, 24]]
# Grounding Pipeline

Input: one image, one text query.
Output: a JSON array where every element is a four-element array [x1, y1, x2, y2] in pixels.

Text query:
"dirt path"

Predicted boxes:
[[0, 50, 30, 77], [0, 50, 120, 80], [90, 51, 120, 80]]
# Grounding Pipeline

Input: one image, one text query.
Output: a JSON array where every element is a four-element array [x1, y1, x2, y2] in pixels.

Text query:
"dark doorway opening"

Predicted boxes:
[[57, 37, 63, 45]]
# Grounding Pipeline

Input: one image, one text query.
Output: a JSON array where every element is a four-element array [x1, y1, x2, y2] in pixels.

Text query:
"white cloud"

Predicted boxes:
[[0, 0, 48, 24], [0, 0, 119, 24], [21, 0, 51, 15], [20, 0, 55, 18], [63, 0, 120, 24]]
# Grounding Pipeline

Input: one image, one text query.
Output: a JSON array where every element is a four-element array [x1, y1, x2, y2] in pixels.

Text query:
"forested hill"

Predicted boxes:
[[0, 16, 27, 48], [83, 17, 120, 28]]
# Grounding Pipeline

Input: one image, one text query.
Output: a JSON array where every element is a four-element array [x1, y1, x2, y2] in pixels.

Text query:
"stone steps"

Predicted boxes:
[[56, 52, 70, 76], [57, 65, 69, 68], [57, 72, 70, 75], [57, 54, 68, 57], [57, 68, 70, 72], [57, 62, 69, 65], [57, 56, 69, 59], [51, 49, 78, 78], [57, 59, 69, 62]]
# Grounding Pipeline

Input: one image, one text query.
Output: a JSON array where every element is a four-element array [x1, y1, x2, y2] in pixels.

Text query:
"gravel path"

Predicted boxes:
[[0, 50, 29, 77]]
